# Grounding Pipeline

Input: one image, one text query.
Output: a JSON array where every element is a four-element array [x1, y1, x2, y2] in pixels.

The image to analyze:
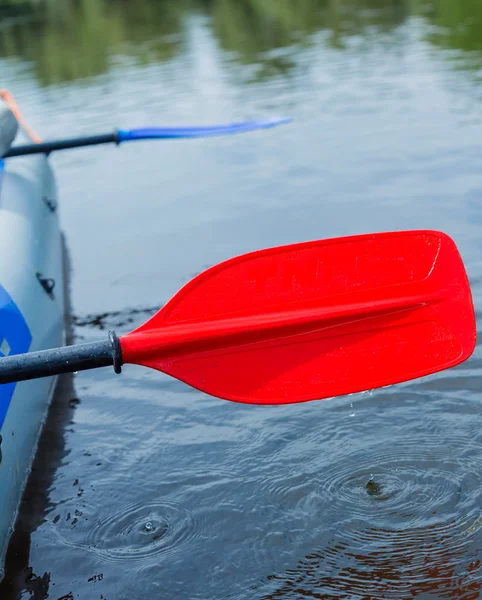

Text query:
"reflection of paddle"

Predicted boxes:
[[262, 526, 481, 599], [0, 230, 475, 404]]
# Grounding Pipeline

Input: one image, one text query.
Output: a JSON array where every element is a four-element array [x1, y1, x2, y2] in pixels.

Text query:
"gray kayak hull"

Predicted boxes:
[[0, 148, 65, 576]]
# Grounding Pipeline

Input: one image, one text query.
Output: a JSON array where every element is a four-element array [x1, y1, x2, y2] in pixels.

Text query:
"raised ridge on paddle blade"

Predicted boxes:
[[120, 231, 476, 405]]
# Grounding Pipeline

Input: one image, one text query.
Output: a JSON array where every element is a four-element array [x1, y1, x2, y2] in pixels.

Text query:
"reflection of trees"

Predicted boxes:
[[5, 0, 472, 87], [207, 0, 406, 78], [0, 0, 188, 85], [0, 0, 410, 86], [414, 0, 482, 64]]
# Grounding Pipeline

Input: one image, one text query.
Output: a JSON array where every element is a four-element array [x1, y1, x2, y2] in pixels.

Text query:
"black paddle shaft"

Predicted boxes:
[[0, 332, 123, 384], [4, 132, 119, 158]]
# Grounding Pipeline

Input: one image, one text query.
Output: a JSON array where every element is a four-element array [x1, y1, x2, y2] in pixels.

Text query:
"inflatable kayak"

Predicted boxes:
[[0, 92, 65, 577]]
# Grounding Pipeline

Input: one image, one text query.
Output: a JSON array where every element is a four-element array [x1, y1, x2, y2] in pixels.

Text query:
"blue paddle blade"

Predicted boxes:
[[116, 117, 292, 142]]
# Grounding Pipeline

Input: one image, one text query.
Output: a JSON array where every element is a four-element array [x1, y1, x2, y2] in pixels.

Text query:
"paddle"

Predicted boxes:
[[3, 117, 291, 158], [0, 230, 475, 404]]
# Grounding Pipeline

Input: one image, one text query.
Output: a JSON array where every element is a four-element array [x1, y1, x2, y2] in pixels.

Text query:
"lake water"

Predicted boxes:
[[1, 0, 482, 598]]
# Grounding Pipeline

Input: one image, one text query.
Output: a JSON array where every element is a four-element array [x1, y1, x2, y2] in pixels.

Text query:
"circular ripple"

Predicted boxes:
[[262, 432, 482, 526], [262, 431, 482, 598], [58, 500, 204, 563]]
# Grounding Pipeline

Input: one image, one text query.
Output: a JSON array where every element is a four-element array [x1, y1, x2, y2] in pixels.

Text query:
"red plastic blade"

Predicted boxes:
[[120, 231, 475, 405]]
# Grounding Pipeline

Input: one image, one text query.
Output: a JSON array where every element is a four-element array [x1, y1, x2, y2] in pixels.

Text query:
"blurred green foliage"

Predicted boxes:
[[414, 0, 482, 57], [0, 0, 481, 86], [0, 0, 189, 84]]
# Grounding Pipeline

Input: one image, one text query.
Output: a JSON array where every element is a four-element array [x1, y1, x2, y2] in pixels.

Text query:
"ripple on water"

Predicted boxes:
[[261, 432, 482, 599], [55, 500, 204, 564]]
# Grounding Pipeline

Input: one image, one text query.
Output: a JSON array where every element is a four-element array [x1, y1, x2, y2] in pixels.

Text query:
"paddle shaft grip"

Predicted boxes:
[[4, 132, 118, 158], [0, 333, 122, 384]]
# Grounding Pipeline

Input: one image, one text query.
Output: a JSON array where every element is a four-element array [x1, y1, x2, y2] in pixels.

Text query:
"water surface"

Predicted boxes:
[[1, 1, 482, 598]]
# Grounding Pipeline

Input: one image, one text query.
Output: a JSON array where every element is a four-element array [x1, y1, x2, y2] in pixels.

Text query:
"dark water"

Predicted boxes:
[[1, 0, 482, 598]]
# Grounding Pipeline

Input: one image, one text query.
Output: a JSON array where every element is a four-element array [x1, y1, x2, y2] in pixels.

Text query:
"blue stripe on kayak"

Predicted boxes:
[[0, 284, 32, 430]]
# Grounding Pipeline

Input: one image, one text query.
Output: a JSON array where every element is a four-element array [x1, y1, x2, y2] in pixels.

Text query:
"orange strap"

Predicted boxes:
[[0, 89, 42, 143]]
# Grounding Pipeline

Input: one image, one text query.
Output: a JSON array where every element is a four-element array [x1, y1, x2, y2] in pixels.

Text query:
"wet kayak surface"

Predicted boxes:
[[1, 1, 482, 598]]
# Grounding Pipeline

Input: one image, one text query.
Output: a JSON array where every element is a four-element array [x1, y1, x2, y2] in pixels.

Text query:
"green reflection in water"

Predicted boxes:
[[1, 0, 482, 86], [207, 0, 406, 80], [415, 0, 482, 65], [0, 0, 189, 85]]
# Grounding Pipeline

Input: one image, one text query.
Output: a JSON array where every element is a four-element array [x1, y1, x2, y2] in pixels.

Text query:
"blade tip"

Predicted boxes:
[[269, 116, 293, 126]]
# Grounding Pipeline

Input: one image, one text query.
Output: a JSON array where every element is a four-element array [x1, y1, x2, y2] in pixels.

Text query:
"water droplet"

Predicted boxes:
[[73, 371, 78, 375], [349, 402, 355, 417], [144, 521, 155, 533]]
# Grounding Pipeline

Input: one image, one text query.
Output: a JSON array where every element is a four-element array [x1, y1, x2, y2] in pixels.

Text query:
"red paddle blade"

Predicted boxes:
[[120, 231, 475, 405]]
